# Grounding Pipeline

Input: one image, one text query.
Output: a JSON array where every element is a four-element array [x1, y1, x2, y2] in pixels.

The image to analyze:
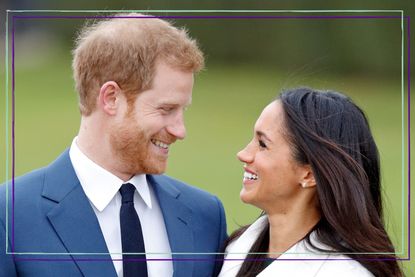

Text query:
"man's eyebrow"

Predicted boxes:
[[256, 130, 272, 142], [158, 98, 192, 107]]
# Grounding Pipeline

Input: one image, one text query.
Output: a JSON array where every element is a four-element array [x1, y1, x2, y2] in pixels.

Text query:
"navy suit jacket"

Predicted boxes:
[[0, 150, 227, 277]]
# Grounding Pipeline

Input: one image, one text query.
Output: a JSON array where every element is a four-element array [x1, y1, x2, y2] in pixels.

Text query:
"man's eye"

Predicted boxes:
[[259, 140, 267, 148], [160, 106, 174, 112]]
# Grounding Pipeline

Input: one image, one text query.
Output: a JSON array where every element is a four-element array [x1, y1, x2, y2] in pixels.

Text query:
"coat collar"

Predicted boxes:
[[41, 151, 197, 277], [147, 175, 194, 277], [219, 215, 334, 277], [258, 234, 331, 277], [41, 150, 117, 277]]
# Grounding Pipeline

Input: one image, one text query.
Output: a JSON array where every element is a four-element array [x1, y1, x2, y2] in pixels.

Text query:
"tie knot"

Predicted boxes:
[[120, 183, 136, 204]]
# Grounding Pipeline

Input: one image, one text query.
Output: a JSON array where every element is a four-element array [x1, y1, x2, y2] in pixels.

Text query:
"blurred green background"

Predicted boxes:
[[0, 5, 413, 276]]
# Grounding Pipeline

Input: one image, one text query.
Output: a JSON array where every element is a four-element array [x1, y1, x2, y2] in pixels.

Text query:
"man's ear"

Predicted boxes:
[[98, 81, 123, 116], [299, 165, 317, 189]]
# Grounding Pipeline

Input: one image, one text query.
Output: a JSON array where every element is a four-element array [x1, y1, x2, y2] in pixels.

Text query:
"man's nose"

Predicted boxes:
[[166, 112, 186, 140]]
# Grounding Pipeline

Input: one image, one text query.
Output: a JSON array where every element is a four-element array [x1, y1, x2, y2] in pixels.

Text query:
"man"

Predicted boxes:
[[0, 14, 227, 277]]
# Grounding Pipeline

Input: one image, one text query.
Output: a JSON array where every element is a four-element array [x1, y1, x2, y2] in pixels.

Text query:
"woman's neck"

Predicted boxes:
[[266, 206, 320, 258]]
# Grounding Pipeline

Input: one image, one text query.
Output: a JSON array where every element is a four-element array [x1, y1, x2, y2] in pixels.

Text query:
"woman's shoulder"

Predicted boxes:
[[296, 233, 374, 276], [259, 256, 374, 277], [222, 216, 374, 277], [317, 257, 374, 276], [259, 227, 374, 276]]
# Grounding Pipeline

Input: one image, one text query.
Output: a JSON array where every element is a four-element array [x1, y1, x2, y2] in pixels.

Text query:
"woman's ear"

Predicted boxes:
[[299, 165, 316, 188], [98, 81, 123, 116]]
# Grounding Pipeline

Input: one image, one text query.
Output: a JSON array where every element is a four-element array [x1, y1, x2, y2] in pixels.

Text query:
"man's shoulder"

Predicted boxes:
[[0, 166, 48, 198], [0, 166, 49, 225], [0, 150, 72, 205], [150, 174, 226, 239], [149, 174, 222, 209]]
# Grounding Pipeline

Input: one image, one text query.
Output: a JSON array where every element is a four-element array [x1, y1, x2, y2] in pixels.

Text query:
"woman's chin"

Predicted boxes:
[[240, 189, 258, 206]]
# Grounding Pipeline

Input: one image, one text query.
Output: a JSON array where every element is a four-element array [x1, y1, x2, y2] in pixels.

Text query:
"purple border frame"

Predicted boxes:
[[11, 15, 403, 19], [8, 13, 411, 263]]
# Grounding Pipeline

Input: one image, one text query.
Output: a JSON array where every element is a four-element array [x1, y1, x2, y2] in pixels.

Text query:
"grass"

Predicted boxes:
[[0, 53, 413, 275]]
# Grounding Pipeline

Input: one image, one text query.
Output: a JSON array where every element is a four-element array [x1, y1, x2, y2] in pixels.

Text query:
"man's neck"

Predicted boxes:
[[77, 118, 133, 182]]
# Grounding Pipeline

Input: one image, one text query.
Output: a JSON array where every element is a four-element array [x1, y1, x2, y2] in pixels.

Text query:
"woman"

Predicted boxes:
[[219, 88, 402, 276]]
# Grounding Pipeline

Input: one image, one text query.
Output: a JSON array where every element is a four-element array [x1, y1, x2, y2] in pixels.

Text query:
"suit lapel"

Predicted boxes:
[[148, 175, 194, 277], [42, 150, 117, 277]]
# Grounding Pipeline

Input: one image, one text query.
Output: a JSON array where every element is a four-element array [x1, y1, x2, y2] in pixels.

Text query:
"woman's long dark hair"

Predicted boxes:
[[227, 88, 402, 277]]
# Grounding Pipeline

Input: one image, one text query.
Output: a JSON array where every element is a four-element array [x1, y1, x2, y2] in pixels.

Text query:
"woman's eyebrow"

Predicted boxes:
[[256, 130, 272, 142]]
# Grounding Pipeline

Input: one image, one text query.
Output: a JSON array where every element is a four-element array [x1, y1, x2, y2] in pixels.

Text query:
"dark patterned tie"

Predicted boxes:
[[119, 183, 148, 277]]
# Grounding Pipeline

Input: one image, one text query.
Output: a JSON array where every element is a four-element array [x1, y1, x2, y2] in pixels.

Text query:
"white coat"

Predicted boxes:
[[219, 216, 374, 277]]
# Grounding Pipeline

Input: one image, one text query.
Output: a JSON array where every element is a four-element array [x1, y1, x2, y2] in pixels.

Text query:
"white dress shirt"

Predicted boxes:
[[219, 216, 374, 277], [69, 137, 173, 277]]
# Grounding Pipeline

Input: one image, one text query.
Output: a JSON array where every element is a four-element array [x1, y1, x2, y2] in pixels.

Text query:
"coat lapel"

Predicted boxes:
[[258, 227, 332, 277], [219, 216, 267, 277], [148, 175, 194, 277], [220, 216, 331, 277], [42, 150, 117, 277]]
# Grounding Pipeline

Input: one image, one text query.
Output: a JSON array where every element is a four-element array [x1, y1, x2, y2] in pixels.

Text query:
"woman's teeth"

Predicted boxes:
[[244, 172, 258, 180]]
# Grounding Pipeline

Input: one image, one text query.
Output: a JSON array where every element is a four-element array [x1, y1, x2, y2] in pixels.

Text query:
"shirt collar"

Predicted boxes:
[[69, 137, 152, 212]]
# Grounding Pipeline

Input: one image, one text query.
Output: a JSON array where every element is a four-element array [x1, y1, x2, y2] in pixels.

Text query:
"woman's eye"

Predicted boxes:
[[259, 140, 267, 148]]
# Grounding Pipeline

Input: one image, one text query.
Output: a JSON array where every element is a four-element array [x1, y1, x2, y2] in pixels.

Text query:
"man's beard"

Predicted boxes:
[[109, 120, 167, 176]]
